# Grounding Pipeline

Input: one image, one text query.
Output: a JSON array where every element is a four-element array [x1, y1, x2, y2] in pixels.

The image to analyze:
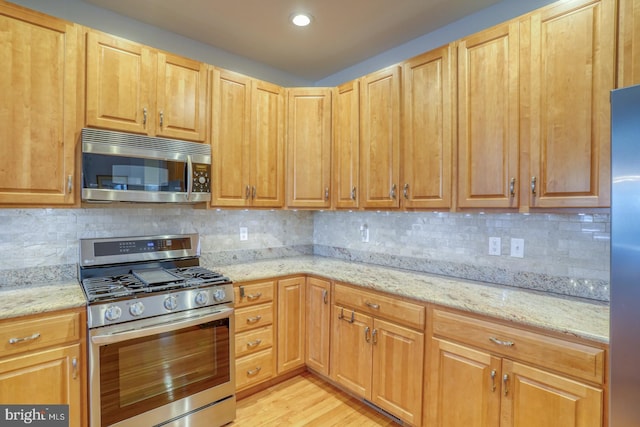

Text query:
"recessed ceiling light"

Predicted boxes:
[[291, 13, 312, 27]]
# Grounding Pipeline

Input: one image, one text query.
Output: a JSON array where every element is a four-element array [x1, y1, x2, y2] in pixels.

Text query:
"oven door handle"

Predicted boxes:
[[91, 307, 233, 345]]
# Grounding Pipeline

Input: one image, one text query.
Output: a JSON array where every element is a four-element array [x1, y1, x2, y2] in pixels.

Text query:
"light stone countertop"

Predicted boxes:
[[210, 256, 610, 344], [0, 281, 86, 321]]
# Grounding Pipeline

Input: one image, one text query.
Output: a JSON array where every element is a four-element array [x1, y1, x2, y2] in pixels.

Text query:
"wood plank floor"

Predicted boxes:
[[229, 372, 400, 426]]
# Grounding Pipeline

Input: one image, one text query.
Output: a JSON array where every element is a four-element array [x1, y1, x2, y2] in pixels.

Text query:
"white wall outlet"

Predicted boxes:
[[489, 237, 501, 256], [239, 227, 248, 241], [510, 238, 524, 258], [360, 224, 369, 243]]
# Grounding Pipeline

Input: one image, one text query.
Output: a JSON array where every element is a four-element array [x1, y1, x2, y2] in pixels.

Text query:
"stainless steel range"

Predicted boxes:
[[79, 234, 235, 427]]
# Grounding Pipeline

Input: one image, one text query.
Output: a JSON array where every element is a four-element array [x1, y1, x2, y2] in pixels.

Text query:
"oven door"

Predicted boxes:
[[89, 305, 235, 427]]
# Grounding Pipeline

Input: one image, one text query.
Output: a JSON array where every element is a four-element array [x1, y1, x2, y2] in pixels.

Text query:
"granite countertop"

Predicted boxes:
[[0, 281, 86, 321], [211, 256, 610, 344]]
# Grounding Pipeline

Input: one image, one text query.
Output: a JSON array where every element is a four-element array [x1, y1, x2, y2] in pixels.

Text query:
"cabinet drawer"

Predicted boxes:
[[0, 311, 81, 357], [235, 348, 274, 390], [334, 283, 425, 330], [431, 309, 605, 384], [235, 325, 273, 358], [235, 304, 273, 333], [234, 281, 275, 308]]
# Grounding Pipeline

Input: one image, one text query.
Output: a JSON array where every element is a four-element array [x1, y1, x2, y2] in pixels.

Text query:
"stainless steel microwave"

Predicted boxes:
[[81, 128, 211, 203]]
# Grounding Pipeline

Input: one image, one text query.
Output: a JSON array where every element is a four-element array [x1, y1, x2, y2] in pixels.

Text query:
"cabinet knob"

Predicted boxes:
[[531, 176, 537, 195], [403, 183, 409, 199], [159, 111, 164, 128], [322, 289, 328, 304], [509, 178, 516, 197], [503, 373, 510, 396], [390, 184, 397, 199], [351, 186, 357, 200], [143, 107, 147, 127], [325, 187, 329, 201], [490, 369, 497, 392]]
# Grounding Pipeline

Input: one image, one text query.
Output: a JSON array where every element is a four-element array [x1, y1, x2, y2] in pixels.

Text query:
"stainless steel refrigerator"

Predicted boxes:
[[611, 83, 640, 427]]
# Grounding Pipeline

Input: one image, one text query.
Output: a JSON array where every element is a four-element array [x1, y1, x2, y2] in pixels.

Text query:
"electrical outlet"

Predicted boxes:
[[510, 238, 524, 258], [239, 227, 248, 241], [360, 224, 369, 243], [489, 237, 501, 256]]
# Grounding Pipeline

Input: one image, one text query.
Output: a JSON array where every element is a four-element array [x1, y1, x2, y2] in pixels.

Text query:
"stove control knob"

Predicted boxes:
[[104, 305, 122, 322], [213, 288, 226, 302], [195, 291, 209, 306], [164, 295, 178, 311], [129, 301, 145, 317]]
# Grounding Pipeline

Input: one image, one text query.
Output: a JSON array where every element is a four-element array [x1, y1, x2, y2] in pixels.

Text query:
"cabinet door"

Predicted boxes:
[[426, 338, 501, 427], [0, 344, 82, 427], [286, 88, 332, 208], [618, 0, 640, 87], [457, 22, 520, 208], [305, 277, 331, 376], [333, 80, 360, 209], [156, 52, 207, 142], [402, 45, 453, 209], [330, 306, 372, 398], [524, 0, 614, 208], [277, 277, 306, 373], [360, 65, 401, 208], [251, 80, 285, 207], [211, 68, 252, 207], [371, 318, 425, 426], [0, 3, 78, 206], [501, 359, 603, 427], [86, 30, 154, 134]]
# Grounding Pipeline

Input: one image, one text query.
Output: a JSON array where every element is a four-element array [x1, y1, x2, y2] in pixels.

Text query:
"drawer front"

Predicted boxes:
[[235, 304, 273, 333], [234, 281, 275, 308], [431, 308, 605, 384], [334, 283, 425, 330], [0, 311, 81, 357], [235, 325, 274, 358], [235, 348, 274, 390]]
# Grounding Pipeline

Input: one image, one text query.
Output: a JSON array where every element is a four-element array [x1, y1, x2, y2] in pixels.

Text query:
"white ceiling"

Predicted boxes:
[[82, 0, 503, 82]]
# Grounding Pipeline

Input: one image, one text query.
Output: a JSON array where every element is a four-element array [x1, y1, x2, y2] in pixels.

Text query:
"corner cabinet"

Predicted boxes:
[[0, 2, 79, 206], [211, 68, 285, 208], [286, 88, 332, 209], [305, 277, 331, 376], [618, 0, 640, 87], [86, 29, 207, 142], [277, 277, 306, 373], [332, 80, 360, 209]]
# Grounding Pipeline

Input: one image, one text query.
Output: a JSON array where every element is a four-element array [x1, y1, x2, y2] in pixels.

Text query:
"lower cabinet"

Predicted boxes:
[[305, 277, 331, 376], [277, 277, 306, 373]]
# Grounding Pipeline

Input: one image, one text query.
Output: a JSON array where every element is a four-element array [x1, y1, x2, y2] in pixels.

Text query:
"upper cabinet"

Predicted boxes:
[[618, 0, 640, 87], [286, 88, 332, 209], [401, 45, 454, 210], [457, 21, 520, 209], [360, 65, 402, 209], [211, 68, 285, 208], [522, 0, 615, 208], [0, 2, 79, 206], [86, 30, 207, 142], [332, 80, 360, 209]]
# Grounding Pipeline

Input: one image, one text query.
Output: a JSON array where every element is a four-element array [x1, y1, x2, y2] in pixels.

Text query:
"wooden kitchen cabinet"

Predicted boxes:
[[0, 308, 87, 427], [425, 307, 605, 427], [277, 277, 306, 373], [521, 0, 615, 208], [305, 277, 332, 376], [234, 280, 276, 391], [86, 29, 207, 142], [457, 20, 520, 209], [401, 45, 454, 210], [618, 0, 640, 87], [0, 2, 79, 206], [286, 88, 332, 209], [332, 80, 360, 209], [211, 68, 285, 208], [330, 283, 425, 425], [360, 65, 402, 209]]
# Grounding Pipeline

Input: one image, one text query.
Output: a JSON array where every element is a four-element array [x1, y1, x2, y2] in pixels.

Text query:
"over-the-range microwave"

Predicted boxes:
[[81, 128, 211, 203]]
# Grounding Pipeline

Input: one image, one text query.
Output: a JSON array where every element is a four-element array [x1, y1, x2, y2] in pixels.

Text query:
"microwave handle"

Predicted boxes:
[[186, 155, 193, 202]]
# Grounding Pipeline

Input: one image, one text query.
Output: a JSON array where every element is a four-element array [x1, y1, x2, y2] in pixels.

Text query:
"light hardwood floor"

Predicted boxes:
[[230, 372, 399, 426]]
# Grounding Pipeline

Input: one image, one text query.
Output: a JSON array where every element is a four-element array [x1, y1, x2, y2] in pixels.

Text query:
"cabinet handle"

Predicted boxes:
[[252, 186, 256, 199], [365, 301, 380, 310], [67, 175, 73, 194], [246, 315, 262, 324], [490, 369, 496, 392], [72, 357, 78, 380], [159, 111, 164, 128], [365, 326, 371, 343], [338, 307, 355, 323], [372, 328, 378, 344], [247, 366, 262, 376], [8, 332, 40, 345], [531, 176, 537, 195], [143, 107, 147, 127], [239, 286, 245, 297], [246, 292, 262, 301], [245, 185, 251, 200], [247, 339, 262, 348], [351, 186, 357, 200], [390, 184, 397, 199], [322, 289, 328, 304], [403, 183, 409, 199], [509, 178, 516, 197], [489, 336, 515, 347], [325, 187, 329, 201], [503, 373, 510, 396]]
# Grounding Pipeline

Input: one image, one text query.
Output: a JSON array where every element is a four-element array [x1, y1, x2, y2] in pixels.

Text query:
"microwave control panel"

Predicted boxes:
[[192, 164, 211, 193]]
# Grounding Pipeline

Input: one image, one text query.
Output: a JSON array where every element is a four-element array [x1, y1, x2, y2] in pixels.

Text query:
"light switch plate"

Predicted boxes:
[[489, 237, 501, 256], [239, 227, 248, 241]]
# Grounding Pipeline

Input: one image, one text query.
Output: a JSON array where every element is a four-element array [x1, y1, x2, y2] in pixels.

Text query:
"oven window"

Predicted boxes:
[[99, 318, 230, 426]]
